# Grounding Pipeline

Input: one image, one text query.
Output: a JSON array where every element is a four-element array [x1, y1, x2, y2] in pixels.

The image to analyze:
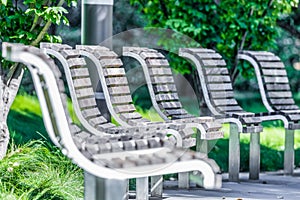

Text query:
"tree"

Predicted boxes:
[[0, 0, 77, 159], [130, 0, 297, 81]]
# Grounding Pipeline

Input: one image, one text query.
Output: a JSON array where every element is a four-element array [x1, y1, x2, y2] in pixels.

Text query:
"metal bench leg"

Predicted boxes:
[[284, 129, 294, 175], [136, 177, 149, 200], [150, 175, 163, 197], [229, 123, 240, 182], [178, 172, 189, 188], [84, 171, 128, 200], [249, 132, 260, 180]]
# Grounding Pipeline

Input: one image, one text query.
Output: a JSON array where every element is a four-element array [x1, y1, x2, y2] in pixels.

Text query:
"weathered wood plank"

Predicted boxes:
[[210, 91, 235, 99], [153, 84, 177, 93], [262, 69, 287, 76], [75, 87, 94, 98], [155, 93, 179, 101], [114, 104, 136, 113], [270, 98, 295, 105], [78, 97, 97, 108], [207, 83, 233, 91], [103, 68, 126, 76], [108, 86, 131, 95], [73, 78, 92, 88], [265, 83, 291, 91], [264, 77, 289, 84], [213, 99, 238, 106], [111, 95, 133, 104], [259, 62, 284, 69], [140, 52, 164, 59], [204, 67, 229, 75], [149, 68, 172, 76], [202, 59, 226, 66], [151, 76, 174, 84], [146, 59, 169, 66], [206, 75, 231, 83], [70, 68, 90, 78], [267, 91, 292, 98], [106, 77, 128, 86]]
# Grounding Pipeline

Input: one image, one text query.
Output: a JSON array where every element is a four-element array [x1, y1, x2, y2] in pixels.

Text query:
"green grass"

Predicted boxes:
[[0, 140, 83, 200]]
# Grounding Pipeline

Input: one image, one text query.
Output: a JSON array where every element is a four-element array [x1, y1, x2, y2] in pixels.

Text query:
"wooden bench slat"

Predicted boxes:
[[165, 108, 188, 116], [103, 68, 126, 76], [204, 67, 229, 75], [151, 76, 174, 84], [111, 95, 133, 104], [264, 77, 289, 83], [202, 59, 226, 66], [242, 51, 274, 56], [159, 101, 182, 109], [73, 78, 92, 88], [254, 55, 281, 61], [92, 51, 118, 59], [82, 107, 101, 119], [210, 91, 235, 99], [100, 59, 122, 67], [114, 104, 136, 113], [153, 84, 177, 93], [78, 97, 97, 108], [196, 53, 222, 59], [218, 105, 243, 112], [89, 117, 109, 126], [206, 75, 231, 83], [149, 68, 172, 76], [140, 52, 164, 59], [181, 48, 215, 53], [270, 98, 295, 105], [67, 58, 86, 67], [119, 112, 142, 121], [208, 83, 233, 91], [265, 83, 291, 91], [213, 99, 238, 106], [108, 86, 131, 95], [267, 91, 293, 98], [70, 68, 90, 78], [262, 69, 287, 76], [106, 77, 128, 86], [259, 62, 285, 69], [146, 59, 169, 66], [155, 93, 179, 101], [274, 105, 299, 110], [75, 87, 95, 98], [61, 49, 80, 59]]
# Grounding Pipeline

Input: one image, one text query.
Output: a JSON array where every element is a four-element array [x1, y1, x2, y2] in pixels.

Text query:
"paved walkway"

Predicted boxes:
[[156, 170, 300, 200]]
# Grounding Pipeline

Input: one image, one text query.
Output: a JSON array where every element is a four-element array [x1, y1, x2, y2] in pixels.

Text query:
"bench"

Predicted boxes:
[[121, 47, 290, 181], [75, 45, 223, 196], [2, 43, 222, 200], [238, 50, 300, 175], [39, 43, 223, 199], [179, 48, 296, 180]]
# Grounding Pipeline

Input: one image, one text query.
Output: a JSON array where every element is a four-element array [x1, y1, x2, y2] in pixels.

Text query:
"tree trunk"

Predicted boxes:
[[0, 66, 24, 159]]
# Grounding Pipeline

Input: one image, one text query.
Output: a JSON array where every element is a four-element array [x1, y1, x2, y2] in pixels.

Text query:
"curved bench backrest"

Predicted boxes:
[[123, 47, 195, 120], [238, 51, 298, 111], [75, 45, 150, 126], [179, 48, 244, 116]]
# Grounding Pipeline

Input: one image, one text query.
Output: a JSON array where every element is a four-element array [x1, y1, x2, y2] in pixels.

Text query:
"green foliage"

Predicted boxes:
[[0, 0, 77, 69], [0, 140, 83, 199], [130, 0, 296, 78]]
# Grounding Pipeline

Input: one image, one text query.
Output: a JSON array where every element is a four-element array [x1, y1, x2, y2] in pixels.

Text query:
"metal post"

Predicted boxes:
[[84, 171, 128, 200], [249, 132, 260, 180], [284, 129, 294, 175], [229, 123, 240, 182], [81, 0, 113, 121], [136, 177, 149, 200]]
